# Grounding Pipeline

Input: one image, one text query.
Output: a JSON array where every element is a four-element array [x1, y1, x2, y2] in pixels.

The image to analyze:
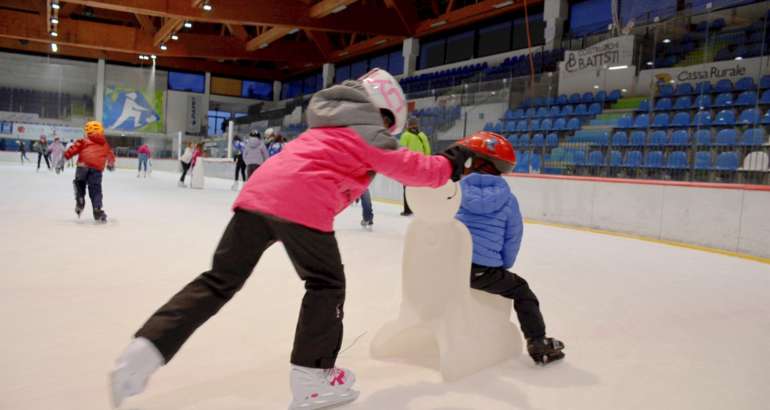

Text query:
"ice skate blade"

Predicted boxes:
[[109, 369, 129, 408], [289, 389, 359, 410]]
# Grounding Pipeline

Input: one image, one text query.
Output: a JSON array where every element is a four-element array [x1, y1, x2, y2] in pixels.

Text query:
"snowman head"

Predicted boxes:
[[405, 182, 461, 222]]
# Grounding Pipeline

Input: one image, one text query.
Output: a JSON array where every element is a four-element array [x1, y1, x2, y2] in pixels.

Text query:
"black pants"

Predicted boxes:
[[135, 210, 346, 369], [470, 264, 545, 340], [179, 161, 191, 182], [246, 164, 259, 178], [37, 152, 51, 170], [73, 166, 104, 209], [234, 155, 247, 181], [402, 186, 412, 215]]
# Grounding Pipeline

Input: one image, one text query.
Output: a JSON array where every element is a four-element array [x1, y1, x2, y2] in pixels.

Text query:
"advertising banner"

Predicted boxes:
[[103, 85, 165, 132], [636, 56, 770, 93], [186, 94, 202, 134], [11, 122, 84, 141], [560, 35, 636, 77]]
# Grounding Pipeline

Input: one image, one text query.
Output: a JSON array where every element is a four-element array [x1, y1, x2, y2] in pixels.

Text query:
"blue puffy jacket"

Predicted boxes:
[[455, 173, 523, 268]]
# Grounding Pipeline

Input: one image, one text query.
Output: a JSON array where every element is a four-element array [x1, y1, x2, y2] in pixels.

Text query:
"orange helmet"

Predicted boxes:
[[456, 131, 516, 174], [84, 121, 104, 138]]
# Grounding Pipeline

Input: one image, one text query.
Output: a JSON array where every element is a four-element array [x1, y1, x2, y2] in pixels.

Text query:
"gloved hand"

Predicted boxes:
[[107, 164, 115, 172], [439, 145, 473, 182]]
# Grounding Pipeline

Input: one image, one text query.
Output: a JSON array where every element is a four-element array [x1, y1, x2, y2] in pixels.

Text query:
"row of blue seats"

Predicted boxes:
[[484, 117, 583, 133], [616, 109, 770, 128], [519, 89, 622, 107], [400, 63, 487, 85], [503, 103, 603, 120], [657, 76, 770, 97], [640, 90, 770, 111], [507, 133, 559, 148], [482, 49, 564, 80], [584, 128, 768, 147], [565, 150, 741, 171], [413, 105, 461, 119], [715, 42, 770, 61]]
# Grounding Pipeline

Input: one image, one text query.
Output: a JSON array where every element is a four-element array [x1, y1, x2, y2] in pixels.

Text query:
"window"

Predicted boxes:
[[303, 75, 318, 94], [388, 50, 404, 75], [335, 64, 351, 83], [369, 53, 389, 70], [168, 71, 205, 93], [446, 30, 475, 63], [207, 110, 230, 136], [568, 0, 612, 37], [350, 60, 368, 79], [419, 38, 446, 69], [478, 22, 512, 57], [241, 80, 273, 100]]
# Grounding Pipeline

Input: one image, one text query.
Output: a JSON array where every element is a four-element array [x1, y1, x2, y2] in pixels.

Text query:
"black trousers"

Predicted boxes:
[[470, 264, 546, 340], [179, 161, 191, 182], [37, 152, 51, 170], [135, 210, 346, 369], [73, 166, 104, 209], [402, 186, 412, 215], [234, 155, 247, 181], [246, 164, 259, 178]]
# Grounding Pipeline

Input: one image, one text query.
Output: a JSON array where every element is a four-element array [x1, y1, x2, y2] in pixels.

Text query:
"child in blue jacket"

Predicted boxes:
[[455, 132, 565, 365]]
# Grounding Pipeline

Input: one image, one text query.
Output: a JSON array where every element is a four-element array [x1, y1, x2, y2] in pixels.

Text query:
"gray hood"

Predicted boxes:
[[306, 80, 398, 151]]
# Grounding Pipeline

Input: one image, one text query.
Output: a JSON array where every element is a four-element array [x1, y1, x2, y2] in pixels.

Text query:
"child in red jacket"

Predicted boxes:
[[64, 121, 115, 222]]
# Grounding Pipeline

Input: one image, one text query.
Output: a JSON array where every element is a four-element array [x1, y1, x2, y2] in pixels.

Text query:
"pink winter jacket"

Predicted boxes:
[[233, 81, 452, 232]]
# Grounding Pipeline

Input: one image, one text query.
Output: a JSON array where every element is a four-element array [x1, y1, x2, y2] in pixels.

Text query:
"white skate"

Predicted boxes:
[[177, 180, 186, 187], [231, 181, 240, 191], [109, 337, 164, 408], [289, 365, 359, 410]]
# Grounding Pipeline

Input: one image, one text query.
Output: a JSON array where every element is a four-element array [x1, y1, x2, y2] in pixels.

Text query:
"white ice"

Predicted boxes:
[[1, 162, 769, 410]]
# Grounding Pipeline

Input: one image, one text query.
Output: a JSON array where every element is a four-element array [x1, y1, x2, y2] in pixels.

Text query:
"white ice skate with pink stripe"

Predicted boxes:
[[289, 365, 359, 409]]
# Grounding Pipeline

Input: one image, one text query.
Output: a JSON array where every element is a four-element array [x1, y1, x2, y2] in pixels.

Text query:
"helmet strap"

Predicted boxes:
[[469, 157, 501, 176]]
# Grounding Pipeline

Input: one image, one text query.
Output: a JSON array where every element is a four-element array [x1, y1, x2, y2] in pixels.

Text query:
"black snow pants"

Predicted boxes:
[[234, 154, 247, 181], [470, 264, 546, 340], [135, 210, 346, 369], [73, 166, 104, 209]]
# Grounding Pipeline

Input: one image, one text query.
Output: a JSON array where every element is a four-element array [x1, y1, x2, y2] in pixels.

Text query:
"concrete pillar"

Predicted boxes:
[[94, 59, 105, 122], [203, 72, 211, 119], [273, 80, 282, 101], [403, 38, 419, 76], [544, 0, 568, 51], [322, 63, 335, 88]]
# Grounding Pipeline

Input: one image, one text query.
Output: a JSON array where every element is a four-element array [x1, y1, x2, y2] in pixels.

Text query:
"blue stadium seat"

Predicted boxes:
[[655, 98, 672, 111], [582, 92, 594, 104], [525, 108, 537, 118], [552, 118, 567, 131], [738, 108, 761, 126], [735, 91, 757, 106], [715, 79, 733, 93], [549, 106, 561, 117], [715, 129, 738, 146], [609, 150, 623, 167], [675, 83, 694, 96], [741, 128, 766, 146], [624, 151, 642, 167], [512, 109, 524, 119], [644, 151, 664, 168], [673, 96, 692, 110], [493, 122, 504, 133], [530, 154, 542, 172], [541, 118, 553, 131], [571, 149, 586, 166], [587, 150, 604, 167], [516, 120, 528, 132], [761, 90, 770, 105], [514, 151, 530, 173], [518, 134, 530, 147], [569, 93, 581, 104], [595, 90, 607, 103], [714, 152, 739, 171], [694, 81, 712, 95], [764, 110, 770, 125], [630, 131, 646, 146], [648, 130, 668, 146], [504, 109, 515, 120], [692, 110, 712, 127], [714, 109, 736, 126], [536, 107, 549, 118], [531, 133, 545, 147], [692, 94, 712, 109], [595, 131, 609, 146], [574, 104, 588, 116], [761, 75, 770, 90], [669, 130, 690, 146], [560, 105, 574, 117], [567, 117, 581, 131], [658, 83, 674, 97], [532, 97, 545, 107], [507, 134, 518, 146], [671, 111, 691, 128], [666, 151, 688, 169], [652, 113, 670, 128], [694, 129, 712, 146], [556, 94, 569, 105], [589, 102, 602, 116], [505, 121, 516, 133], [612, 131, 628, 146], [694, 151, 712, 170], [607, 89, 622, 102], [529, 119, 541, 132], [637, 99, 651, 112], [546, 133, 559, 147], [616, 115, 632, 129], [713, 92, 734, 107], [632, 114, 650, 129], [735, 77, 756, 92], [483, 122, 493, 131]]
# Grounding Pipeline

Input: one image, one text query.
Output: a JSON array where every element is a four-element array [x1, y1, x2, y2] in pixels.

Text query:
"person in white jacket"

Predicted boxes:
[[178, 142, 194, 187], [242, 131, 269, 178]]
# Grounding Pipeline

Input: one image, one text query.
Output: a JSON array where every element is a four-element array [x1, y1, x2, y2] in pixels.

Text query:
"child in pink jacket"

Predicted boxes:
[[110, 69, 472, 410]]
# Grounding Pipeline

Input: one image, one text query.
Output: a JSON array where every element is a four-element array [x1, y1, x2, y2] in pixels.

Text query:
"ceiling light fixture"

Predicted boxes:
[[50, 17, 59, 24], [184, 21, 192, 29], [430, 20, 447, 28], [202, 1, 212, 11], [492, 0, 514, 9], [593, 85, 600, 89], [52, 2, 60, 10], [50, 31, 58, 37], [259, 43, 269, 49], [734, 56, 743, 60], [374, 39, 387, 45], [160, 43, 168, 50], [662, 38, 671, 44], [150, 54, 157, 60], [51, 43, 58, 52], [171, 34, 179, 41], [288, 28, 299, 35], [608, 65, 628, 70], [331, 5, 347, 14]]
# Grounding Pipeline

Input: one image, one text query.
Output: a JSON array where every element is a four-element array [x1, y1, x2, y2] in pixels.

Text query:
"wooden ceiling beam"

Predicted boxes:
[[308, 0, 359, 19], [135, 13, 155, 32], [416, 0, 543, 36], [304, 30, 334, 60], [226, 24, 249, 41], [384, 0, 419, 36], [245, 26, 296, 51], [153, 18, 184, 46]]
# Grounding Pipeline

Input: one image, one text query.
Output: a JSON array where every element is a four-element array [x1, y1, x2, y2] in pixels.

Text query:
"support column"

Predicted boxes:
[[94, 59, 105, 122], [402, 38, 419, 76], [273, 80, 282, 101], [322, 63, 335, 88], [544, 0, 568, 51], [203, 72, 211, 133]]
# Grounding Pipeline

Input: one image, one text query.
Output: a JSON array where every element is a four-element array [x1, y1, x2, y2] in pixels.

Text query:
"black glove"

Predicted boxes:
[[439, 145, 473, 182], [107, 164, 115, 172]]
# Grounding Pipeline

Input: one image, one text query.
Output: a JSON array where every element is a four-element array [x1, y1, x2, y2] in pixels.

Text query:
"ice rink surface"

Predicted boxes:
[[1, 162, 769, 410]]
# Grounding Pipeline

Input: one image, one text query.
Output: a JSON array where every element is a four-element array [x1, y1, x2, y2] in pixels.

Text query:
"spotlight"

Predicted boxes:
[[160, 43, 167, 51], [150, 54, 156, 60], [184, 21, 192, 29], [171, 34, 179, 41], [52, 2, 60, 10], [50, 31, 58, 37], [734, 56, 743, 60], [202, 2, 213, 11], [51, 43, 58, 53], [662, 38, 671, 44], [51, 17, 59, 24]]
